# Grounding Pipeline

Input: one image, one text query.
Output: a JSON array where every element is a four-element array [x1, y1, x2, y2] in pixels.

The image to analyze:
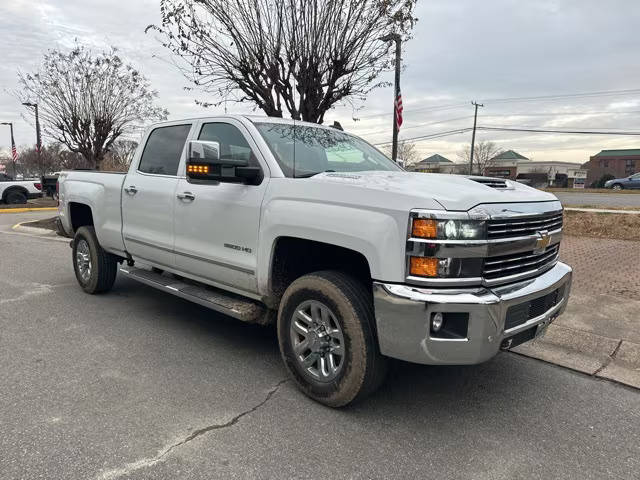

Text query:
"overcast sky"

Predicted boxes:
[[1, 0, 640, 164]]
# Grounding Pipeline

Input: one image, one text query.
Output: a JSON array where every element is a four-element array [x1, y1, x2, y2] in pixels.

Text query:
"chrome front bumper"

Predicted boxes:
[[372, 262, 572, 365]]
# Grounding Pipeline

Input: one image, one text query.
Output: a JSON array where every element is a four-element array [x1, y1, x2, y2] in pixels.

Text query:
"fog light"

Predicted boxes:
[[431, 312, 444, 332]]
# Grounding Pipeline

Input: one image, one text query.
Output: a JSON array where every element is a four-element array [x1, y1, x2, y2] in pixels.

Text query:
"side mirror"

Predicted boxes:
[[186, 140, 261, 184]]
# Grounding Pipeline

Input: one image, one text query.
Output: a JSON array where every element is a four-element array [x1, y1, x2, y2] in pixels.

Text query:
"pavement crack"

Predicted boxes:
[[95, 379, 288, 480], [593, 339, 623, 376]]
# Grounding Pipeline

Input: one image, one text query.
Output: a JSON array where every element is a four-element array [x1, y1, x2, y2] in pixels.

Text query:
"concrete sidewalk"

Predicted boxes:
[[512, 235, 640, 389]]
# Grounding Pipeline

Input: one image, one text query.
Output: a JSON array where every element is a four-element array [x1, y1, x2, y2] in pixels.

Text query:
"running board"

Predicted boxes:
[[119, 266, 269, 324]]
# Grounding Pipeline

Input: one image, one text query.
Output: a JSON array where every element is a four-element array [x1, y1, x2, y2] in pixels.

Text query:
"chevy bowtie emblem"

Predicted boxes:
[[534, 230, 551, 253]]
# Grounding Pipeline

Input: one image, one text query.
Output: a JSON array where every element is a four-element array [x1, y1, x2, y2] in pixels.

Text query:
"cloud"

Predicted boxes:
[[1, 0, 639, 164]]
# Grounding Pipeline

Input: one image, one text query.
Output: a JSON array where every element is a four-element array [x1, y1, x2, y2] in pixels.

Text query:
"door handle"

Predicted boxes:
[[177, 191, 195, 201], [124, 185, 138, 195]]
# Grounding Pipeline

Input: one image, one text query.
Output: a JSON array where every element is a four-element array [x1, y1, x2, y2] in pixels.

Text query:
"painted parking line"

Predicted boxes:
[[0, 207, 58, 214]]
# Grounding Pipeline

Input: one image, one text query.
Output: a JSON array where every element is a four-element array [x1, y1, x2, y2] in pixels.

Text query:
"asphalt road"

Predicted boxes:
[[1, 211, 639, 480], [554, 191, 640, 207]]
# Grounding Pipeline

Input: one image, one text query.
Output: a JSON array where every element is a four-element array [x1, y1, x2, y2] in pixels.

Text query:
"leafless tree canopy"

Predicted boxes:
[[383, 140, 419, 166], [102, 139, 139, 171], [458, 141, 500, 175], [148, 0, 416, 123], [18, 46, 167, 169]]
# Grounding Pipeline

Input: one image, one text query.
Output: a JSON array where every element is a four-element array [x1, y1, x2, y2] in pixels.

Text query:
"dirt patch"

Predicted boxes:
[[563, 210, 640, 241], [0, 197, 58, 209], [21, 216, 59, 231]]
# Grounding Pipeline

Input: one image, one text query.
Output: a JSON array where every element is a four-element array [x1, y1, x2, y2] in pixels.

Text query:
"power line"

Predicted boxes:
[[357, 115, 472, 136], [479, 88, 640, 104], [478, 126, 640, 136], [359, 88, 640, 120], [373, 124, 640, 146]]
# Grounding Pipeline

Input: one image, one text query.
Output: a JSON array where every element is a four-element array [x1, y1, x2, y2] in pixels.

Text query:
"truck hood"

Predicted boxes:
[[309, 171, 558, 211]]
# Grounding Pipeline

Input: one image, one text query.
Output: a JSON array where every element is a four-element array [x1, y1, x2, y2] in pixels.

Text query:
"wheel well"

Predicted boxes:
[[69, 203, 94, 233], [2, 186, 28, 201], [269, 237, 372, 303]]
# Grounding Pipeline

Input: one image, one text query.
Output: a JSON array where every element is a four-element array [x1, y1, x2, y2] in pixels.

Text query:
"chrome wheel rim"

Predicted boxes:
[[76, 239, 92, 282], [290, 300, 345, 383]]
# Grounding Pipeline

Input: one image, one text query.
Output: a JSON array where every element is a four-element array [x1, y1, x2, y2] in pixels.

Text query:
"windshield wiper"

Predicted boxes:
[[295, 169, 336, 178]]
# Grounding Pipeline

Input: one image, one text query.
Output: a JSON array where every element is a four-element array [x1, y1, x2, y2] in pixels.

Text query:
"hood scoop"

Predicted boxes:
[[468, 176, 510, 189]]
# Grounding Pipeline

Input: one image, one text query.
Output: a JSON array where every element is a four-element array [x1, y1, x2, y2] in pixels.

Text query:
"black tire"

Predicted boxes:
[[612, 183, 623, 190], [5, 190, 27, 204], [277, 271, 387, 407], [72, 226, 118, 294]]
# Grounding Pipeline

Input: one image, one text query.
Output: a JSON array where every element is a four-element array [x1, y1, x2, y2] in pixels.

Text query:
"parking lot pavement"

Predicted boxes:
[[555, 191, 640, 207], [1, 217, 640, 479]]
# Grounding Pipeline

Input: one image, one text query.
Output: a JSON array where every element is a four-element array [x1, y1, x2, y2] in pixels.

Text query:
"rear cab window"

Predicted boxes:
[[138, 124, 192, 176]]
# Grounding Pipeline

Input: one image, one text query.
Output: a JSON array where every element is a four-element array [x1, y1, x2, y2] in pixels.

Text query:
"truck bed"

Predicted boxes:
[[58, 170, 127, 255]]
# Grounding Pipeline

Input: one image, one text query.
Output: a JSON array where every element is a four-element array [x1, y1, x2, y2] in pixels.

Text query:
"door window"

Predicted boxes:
[[198, 123, 260, 168], [138, 124, 192, 176]]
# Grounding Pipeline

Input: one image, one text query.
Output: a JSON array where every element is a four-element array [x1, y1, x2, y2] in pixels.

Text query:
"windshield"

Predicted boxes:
[[254, 122, 402, 178]]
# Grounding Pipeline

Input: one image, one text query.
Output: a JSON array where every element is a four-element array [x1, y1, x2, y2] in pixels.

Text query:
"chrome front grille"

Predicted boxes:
[[487, 211, 563, 239], [483, 244, 559, 281]]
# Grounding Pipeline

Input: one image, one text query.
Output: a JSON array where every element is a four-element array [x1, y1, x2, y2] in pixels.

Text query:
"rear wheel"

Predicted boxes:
[[278, 271, 387, 407], [72, 226, 118, 294], [5, 190, 27, 204]]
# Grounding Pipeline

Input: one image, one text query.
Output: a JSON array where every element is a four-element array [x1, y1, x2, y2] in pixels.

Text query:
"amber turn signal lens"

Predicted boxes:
[[187, 164, 210, 174], [412, 219, 438, 238], [410, 256, 439, 277]]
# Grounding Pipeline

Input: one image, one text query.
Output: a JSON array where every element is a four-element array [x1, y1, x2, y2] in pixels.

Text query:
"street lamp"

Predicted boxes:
[[378, 33, 402, 163], [22, 102, 43, 179], [0, 122, 18, 178]]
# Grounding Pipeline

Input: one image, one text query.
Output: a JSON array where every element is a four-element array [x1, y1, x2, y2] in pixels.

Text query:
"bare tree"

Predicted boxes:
[[383, 140, 419, 167], [102, 139, 139, 171], [18, 45, 168, 169], [457, 141, 500, 175], [148, 0, 417, 123]]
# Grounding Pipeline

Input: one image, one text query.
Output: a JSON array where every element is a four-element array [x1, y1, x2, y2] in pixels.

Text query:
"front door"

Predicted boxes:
[[173, 119, 269, 294], [122, 123, 193, 267]]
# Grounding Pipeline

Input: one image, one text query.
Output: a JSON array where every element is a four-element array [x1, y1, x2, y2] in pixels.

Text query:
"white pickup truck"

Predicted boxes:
[[58, 115, 572, 406], [0, 173, 43, 204]]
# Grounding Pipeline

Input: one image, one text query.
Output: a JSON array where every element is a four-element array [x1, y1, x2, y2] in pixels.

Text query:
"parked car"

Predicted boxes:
[[0, 174, 43, 204], [57, 115, 572, 407], [604, 173, 640, 190]]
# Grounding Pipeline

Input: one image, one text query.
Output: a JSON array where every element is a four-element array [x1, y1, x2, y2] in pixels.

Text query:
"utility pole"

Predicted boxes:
[[469, 101, 483, 175], [22, 102, 42, 179], [0, 122, 17, 177], [378, 33, 402, 163]]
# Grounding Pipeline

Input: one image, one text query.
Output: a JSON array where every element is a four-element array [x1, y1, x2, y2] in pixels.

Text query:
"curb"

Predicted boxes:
[[0, 207, 58, 214], [512, 324, 640, 389], [564, 207, 640, 215], [9, 221, 69, 242]]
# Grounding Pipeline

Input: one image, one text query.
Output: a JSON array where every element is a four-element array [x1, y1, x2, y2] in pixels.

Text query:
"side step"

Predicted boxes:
[[119, 266, 269, 325]]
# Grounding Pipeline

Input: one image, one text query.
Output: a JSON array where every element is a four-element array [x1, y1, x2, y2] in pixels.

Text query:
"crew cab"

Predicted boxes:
[[57, 115, 572, 407], [0, 173, 42, 204]]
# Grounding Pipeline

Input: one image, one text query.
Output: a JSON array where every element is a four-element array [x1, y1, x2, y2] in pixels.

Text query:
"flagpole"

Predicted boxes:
[[0, 122, 17, 178], [379, 33, 402, 164]]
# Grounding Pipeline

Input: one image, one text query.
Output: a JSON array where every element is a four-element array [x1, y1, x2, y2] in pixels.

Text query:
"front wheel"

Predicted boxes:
[[72, 226, 118, 294], [612, 184, 623, 190], [277, 271, 387, 407]]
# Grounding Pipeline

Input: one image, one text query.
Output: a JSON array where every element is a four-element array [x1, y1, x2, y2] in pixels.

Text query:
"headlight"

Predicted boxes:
[[411, 218, 485, 240]]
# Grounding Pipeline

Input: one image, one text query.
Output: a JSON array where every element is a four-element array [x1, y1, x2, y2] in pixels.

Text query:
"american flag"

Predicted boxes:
[[395, 89, 403, 129], [10, 130, 17, 161]]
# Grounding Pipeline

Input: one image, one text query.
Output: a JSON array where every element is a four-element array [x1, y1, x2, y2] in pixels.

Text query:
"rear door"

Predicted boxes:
[[122, 122, 194, 267], [629, 173, 640, 189], [172, 119, 269, 294]]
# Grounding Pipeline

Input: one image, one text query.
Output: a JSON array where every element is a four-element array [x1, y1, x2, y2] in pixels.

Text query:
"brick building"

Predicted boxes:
[[583, 149, 640, 186]]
